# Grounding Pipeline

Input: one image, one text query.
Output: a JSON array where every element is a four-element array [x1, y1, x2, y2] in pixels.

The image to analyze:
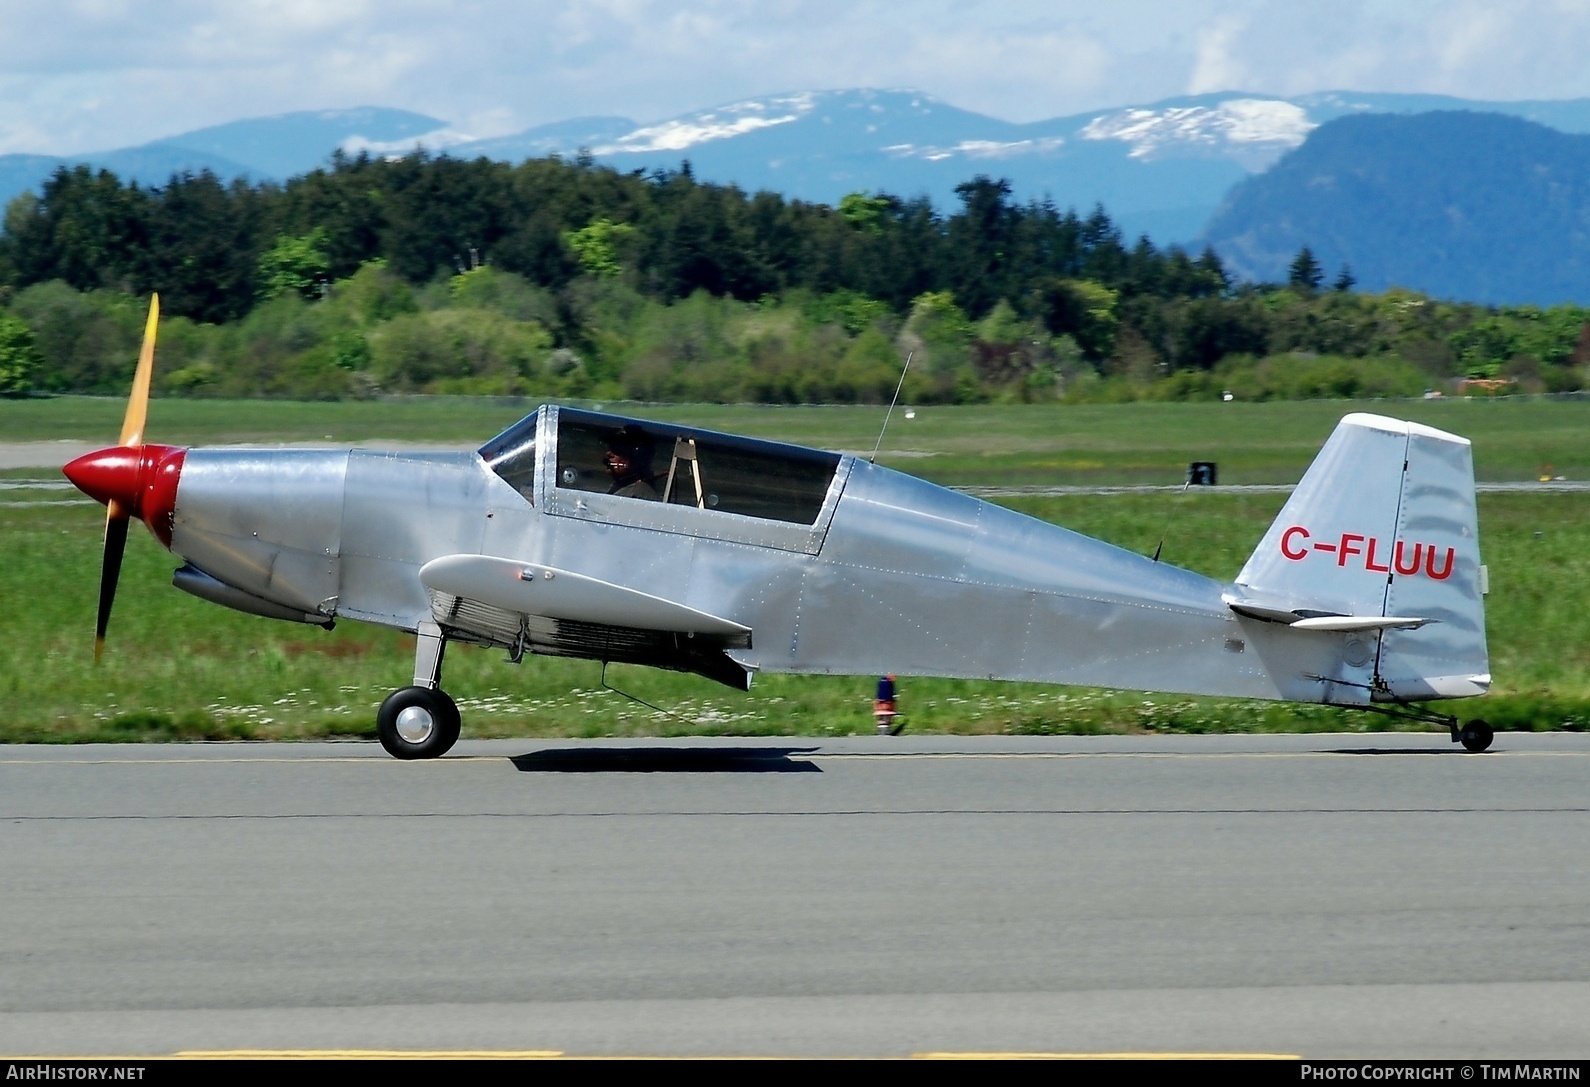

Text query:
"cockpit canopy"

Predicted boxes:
[[480, 406, 843, 528], [478, 412, 539, 502]]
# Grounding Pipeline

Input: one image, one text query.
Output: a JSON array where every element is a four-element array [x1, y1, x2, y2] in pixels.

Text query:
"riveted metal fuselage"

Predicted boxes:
[[167, 408, 1359, 705]]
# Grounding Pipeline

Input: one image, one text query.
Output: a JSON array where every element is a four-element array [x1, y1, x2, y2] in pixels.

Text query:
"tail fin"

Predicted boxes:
[[1229, 413, 1489, 702]]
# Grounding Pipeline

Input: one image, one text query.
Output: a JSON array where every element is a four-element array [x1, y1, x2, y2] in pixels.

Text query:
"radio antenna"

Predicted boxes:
[[1151, 476, 1193, 562], [869, 351, 913, 464]]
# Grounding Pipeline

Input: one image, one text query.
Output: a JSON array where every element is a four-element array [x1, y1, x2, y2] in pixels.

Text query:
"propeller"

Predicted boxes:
[[61, 296, 187, 662], [96, 296, 159, 660], [95, 513, 129, 661]]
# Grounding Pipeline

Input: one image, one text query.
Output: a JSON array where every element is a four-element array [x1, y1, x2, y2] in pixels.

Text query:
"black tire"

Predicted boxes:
[[377, 686, 461, 760], [1459, 719, 1494, 753]]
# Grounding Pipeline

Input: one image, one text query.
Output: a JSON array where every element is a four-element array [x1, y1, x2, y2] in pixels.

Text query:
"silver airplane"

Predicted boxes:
[[64, 298, 1495, 758]]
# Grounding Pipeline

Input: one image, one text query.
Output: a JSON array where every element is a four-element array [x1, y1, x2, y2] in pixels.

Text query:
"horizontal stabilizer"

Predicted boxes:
[[1223, 592, 1431, 631], [1289, 615, 1431, 632], [419, 554, 751, 645]]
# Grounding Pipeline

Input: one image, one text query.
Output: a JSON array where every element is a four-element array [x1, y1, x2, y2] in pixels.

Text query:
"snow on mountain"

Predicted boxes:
[[1079, 99, 1315, 169], [591, 93, 819, 154], [463, 118, 636, 161]]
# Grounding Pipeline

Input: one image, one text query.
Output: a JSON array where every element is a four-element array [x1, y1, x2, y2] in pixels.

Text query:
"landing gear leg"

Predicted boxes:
[[1353, 702, 1497, 753], [377, 621, 461, 760]]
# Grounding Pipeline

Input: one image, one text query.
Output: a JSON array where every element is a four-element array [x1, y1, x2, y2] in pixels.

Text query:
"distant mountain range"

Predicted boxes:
[[6, 90, 1590, 303], [478, 89, 1590, 246], [9, 89, 1590, 248], [0, 106, 445, 216]]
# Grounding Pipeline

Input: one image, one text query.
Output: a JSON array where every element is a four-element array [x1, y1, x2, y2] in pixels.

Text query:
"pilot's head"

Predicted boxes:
[[603, 425, 654, 483]]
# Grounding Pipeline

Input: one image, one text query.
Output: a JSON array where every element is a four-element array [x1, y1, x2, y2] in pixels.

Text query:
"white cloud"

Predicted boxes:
[[1176, 1, 1590, 102], [1188, 14, 1249, 96], [3, 1, 1590, 156]]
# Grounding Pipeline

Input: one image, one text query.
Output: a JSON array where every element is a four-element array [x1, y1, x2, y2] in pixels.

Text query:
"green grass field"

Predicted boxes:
[[3, 395, 1585, 741], [2, 489, 1584, 743], [3, 393, 1586, 484]]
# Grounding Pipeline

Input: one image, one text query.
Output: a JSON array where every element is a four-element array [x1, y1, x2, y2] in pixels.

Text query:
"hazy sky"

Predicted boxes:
[[6, 0, 1590, 155]]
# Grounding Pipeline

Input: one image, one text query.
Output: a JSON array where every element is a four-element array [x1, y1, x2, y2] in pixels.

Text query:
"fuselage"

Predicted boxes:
[[163, 405, 1357, 704]]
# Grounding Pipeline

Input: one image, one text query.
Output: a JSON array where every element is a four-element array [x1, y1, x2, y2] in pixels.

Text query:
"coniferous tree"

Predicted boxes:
[[1288, 247, 1324, 294]]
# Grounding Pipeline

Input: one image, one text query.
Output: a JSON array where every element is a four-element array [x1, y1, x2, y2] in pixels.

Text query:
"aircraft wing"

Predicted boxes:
[[420, 554, 750, 641]]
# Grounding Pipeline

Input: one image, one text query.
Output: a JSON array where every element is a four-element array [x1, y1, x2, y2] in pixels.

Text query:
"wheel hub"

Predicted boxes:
[[395, 704, 435, 744]]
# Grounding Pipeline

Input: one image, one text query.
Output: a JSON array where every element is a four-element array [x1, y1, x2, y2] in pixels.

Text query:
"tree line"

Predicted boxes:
[[0, 152, 1586, 401], [1, 154, 1230, 324]]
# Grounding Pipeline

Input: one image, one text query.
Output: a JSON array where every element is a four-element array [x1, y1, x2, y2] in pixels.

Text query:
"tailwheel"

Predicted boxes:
[[1458, 719, 1494, 753], [377, 686, 461, 760]]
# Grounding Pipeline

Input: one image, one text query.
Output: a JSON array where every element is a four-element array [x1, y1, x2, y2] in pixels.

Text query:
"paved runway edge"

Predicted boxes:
[[2, 983, 1587, 1058]]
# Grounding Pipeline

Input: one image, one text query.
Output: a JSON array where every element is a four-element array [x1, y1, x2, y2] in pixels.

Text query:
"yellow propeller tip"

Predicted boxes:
[[118, 294, 160, 449]]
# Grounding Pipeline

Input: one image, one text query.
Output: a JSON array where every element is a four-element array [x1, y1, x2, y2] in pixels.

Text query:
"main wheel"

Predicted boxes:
[[377, 686, 461, 760], [1459, 719, 1494, 753]]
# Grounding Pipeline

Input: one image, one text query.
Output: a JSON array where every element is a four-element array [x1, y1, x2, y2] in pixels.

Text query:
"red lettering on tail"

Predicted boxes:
[[1338, 533, 1365, 567], [1283, 530, 1458, 582], [1365, 537, 1390, 573], [1425, 546, 1456, 580], [1394, 540, 1424, 576]]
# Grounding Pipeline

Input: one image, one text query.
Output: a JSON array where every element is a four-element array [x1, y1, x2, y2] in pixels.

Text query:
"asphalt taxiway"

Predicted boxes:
[[1, 734, 1587, 1058]]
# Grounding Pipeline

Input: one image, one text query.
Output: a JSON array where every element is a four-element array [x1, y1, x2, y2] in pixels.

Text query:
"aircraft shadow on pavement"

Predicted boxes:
[[511, 747, 823, 773], [1328, 747, 1461, 756]]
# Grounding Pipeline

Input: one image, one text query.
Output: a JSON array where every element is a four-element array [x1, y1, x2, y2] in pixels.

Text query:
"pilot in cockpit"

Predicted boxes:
[[603, 425, 661, 500]]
